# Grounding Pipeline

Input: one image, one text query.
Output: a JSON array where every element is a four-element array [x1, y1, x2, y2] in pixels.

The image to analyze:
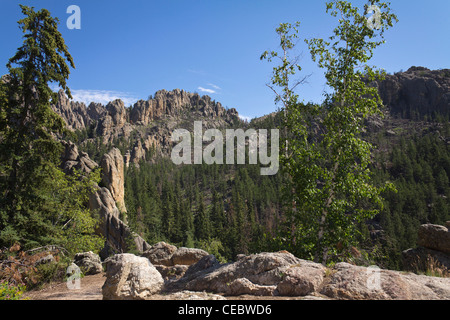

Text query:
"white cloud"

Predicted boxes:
[[207, 83, 221, 90], [51, 85, 139, 106], [239, 115, 252, 122], [71, 89, 139, 106], [197, 87, 216, 94]]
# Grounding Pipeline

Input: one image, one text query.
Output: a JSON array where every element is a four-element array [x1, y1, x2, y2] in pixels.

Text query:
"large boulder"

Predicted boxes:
[[60, 140, 98, 174], [142, 243, 209, 267], [171, 247, 209, 266], [102, 253, 164, 300], [73, 251, 103, 275], [402, 223, 450, 273], [142, 242, 177, 266], [142, 243, 210, 281], [276, 260, 327, 296], [375, 67, 450, 119], [321, 262, 450, 300], [417, 224, 450, 254], [168, 251, 326, 297]]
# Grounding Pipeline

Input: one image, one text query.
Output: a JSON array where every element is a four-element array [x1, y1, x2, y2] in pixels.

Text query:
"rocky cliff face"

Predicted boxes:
[[129, 89, 237, 125], [101, 148, 127, 213], [60, 140, 150, 259], [53, 88, 241, 165], [52, 90, 91, 131], [375, 66, 450, 119], [53, 89, 239, 134]]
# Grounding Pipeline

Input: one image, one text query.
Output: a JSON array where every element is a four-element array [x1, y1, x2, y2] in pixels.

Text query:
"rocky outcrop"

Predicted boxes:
[[89, 187, 120, 221], [321, 262, 449, 300], [73, 252, 103, 275], [52, 90, 90, 131], [129, 140, 146, 167], [101, 250, 450, 300], [100, 148, 126, 213], [142, 242, 177, 266], [375, 67, 450, 119], [52, 87, 245, 180], [402, 223, 450, 273], [102, 253, 164, 300], [171, 247, 210, 266], [96, 99, 133, 143], [141, 242, 209, 280], [129, 89, 238, 125], [166, 251, 327, 297], [60, 140, 98, 174], [53, 89, 242, 160], [89, 186, 151, 260], [60, 140, 150, 259], [417, 223, 450, 254]]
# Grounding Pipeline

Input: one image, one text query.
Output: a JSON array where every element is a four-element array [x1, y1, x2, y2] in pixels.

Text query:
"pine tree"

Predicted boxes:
[[194, 194, 211, 242], [0, 6, 103, 253], [161, 183, 175, 241], [210, 190, 226, 235]]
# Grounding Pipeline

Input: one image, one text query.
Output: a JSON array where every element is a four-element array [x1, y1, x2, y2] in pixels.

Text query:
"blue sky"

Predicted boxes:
[[0, 0, 449, 120]]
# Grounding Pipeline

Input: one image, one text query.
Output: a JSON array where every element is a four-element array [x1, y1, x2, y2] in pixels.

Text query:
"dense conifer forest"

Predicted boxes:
[[114, 112, 450, 268]]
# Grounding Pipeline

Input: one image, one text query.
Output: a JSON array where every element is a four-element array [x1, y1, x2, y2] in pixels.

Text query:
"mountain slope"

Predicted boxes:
[[53, 66, 449, 267]]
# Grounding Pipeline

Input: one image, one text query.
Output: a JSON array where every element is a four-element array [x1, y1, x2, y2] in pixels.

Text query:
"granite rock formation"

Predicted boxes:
[[102, 251, 450, 300], [402, 223, 450, 273], [102, 253, 164, 300], [52, 88, 241, 166], [375, 66, 450, 119], [60, 140, 150, 259], [100, 148, 127, 213]]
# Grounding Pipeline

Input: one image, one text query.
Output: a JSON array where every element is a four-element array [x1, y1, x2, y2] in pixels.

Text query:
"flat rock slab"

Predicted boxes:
[[321, 262, 450, 300]]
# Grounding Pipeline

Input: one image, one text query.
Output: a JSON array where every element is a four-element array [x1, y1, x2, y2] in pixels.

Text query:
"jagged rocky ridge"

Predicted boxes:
[[56, 89, 241, 258], [53, 67, 449, 166], [54, 88, 239, 132], [374, 66, 450, 119], [53, 67, 449, 299], [60, 140, 150, 259], [53, 88, 240, 165]]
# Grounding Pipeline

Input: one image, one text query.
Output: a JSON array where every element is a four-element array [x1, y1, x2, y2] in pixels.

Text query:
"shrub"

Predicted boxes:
[[0, 243, 71, 289], [0, 281, 26, 300]]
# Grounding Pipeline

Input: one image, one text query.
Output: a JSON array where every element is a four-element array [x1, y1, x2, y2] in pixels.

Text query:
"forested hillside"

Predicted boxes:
[[1, 2, 449, 302], [373, 124, 450, 269], [118, 99, 449, 268], [56, 65, 450, 269]]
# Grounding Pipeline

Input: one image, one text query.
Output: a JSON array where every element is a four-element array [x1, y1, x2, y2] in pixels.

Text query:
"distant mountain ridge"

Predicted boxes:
[[54, 88, 240, 133], [51, 66, 449, 267], [375, 66, 450, 120], [52, 66, 449, 166], [53, 88, 242, 165]]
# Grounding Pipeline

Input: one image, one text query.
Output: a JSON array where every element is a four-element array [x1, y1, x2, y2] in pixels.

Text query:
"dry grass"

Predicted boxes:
[[411, 254, 449, 278]]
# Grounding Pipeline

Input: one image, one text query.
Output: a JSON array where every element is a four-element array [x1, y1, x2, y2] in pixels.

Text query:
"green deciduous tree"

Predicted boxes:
[[261, 0, 397, 264]]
